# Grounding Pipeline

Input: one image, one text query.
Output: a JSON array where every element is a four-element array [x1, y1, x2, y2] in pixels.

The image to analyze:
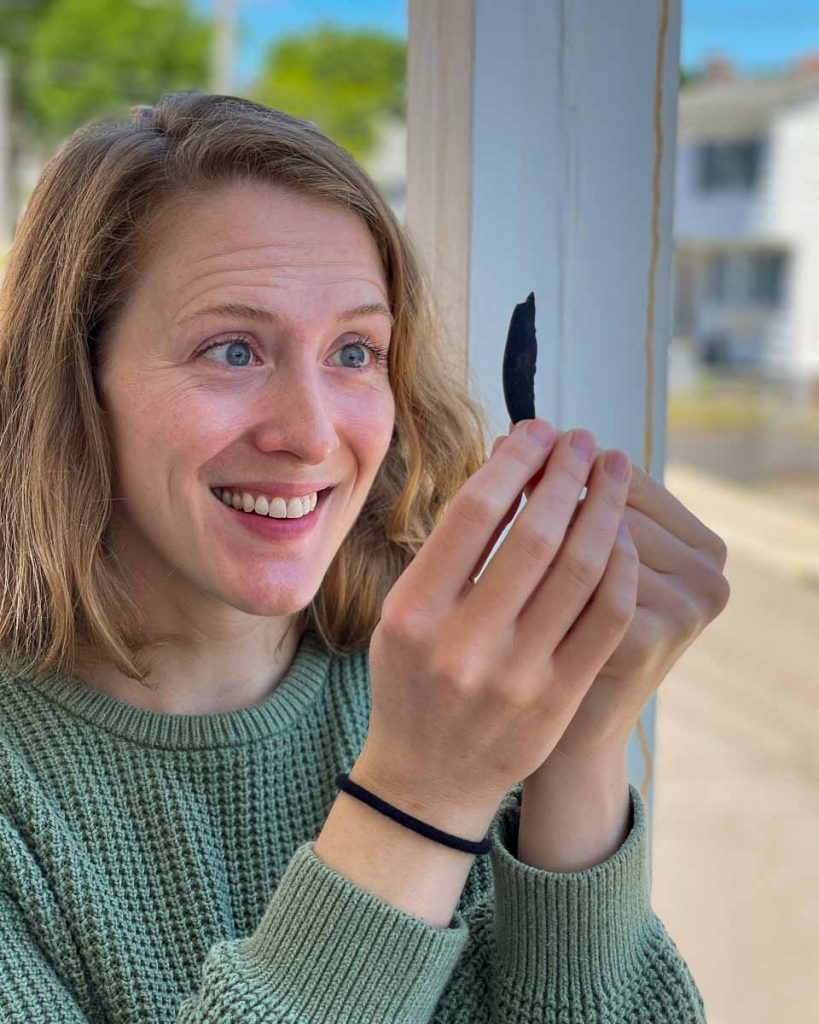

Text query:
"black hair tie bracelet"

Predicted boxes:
[[335, 773, 492, 855]]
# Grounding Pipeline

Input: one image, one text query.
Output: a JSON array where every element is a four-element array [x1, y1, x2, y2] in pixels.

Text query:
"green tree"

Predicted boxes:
[[1, 2, 54, 130], [23, 0, 211, 142], [680, 66, 703, 89], [251, 23, 406, 162], [1, 2, 53, 61]]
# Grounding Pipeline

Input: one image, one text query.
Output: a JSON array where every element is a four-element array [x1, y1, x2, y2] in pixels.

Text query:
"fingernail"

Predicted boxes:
[[570, 429, 596, 461], [605, 450, 630, 482], [526, 420, 555, 447], [618, 519, 630, 540]]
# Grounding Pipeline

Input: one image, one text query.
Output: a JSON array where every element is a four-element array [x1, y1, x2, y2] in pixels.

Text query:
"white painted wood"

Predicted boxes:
[[406, 0, 682, 840]]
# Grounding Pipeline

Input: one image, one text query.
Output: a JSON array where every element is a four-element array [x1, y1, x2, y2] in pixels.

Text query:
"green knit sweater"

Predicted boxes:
[[0, 628, 706, 1023]]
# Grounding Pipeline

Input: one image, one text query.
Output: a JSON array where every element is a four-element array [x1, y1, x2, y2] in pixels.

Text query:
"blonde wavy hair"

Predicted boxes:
[[0, 91, 492, 683]]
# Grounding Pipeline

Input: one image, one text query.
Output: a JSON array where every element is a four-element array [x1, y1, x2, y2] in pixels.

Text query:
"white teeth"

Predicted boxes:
[[214, 488, 319, 519], [269, 497, 289, 518]]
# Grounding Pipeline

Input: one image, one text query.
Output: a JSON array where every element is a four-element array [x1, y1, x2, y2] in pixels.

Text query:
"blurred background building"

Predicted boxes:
[[0, 3, 817, 1022], [672, 55, 819, 401]]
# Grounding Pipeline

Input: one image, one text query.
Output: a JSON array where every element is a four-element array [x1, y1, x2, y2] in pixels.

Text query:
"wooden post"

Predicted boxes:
[[406, 0, 682, 842]]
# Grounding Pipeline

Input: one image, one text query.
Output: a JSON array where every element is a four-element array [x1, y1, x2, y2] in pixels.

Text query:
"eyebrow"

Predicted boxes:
[[176, 301, 394, 329]]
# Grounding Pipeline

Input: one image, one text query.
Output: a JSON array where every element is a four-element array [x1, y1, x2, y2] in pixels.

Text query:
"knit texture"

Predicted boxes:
[[0, 628, 707, 1022]]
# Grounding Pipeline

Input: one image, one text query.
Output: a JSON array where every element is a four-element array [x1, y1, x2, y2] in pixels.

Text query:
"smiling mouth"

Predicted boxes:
[[210, 486, 333, 520]]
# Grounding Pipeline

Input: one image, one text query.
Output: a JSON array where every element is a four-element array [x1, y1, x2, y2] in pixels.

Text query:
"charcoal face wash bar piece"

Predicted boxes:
[[502, 291, 538, 426]]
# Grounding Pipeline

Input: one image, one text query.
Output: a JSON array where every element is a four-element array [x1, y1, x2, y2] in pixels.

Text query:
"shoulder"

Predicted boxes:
[[0, 666, 69, 828], [0, 664, 52, 763]]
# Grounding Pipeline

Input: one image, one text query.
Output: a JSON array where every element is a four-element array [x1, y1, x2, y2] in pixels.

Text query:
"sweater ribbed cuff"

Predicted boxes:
[[488, 783, 656, 1005], [243, 840, 470, 1022]]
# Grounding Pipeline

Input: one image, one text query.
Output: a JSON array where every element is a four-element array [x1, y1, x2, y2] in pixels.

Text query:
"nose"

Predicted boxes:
[[250, 369, 339, 465]]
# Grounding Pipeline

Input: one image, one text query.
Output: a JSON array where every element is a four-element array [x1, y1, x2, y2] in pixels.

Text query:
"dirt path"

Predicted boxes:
[[650, 462, 819, 1024]]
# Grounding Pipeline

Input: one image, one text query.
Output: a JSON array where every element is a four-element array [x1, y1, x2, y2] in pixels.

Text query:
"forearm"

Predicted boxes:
[[517, 746, 632, 873], [313, 759, 493, 930]]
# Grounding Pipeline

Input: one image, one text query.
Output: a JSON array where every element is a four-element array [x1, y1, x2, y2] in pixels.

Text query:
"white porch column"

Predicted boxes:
[[406, 0, 682, 840]]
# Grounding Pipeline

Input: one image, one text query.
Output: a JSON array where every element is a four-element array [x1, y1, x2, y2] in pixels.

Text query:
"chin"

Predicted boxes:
[[218, 579, 320, 618]]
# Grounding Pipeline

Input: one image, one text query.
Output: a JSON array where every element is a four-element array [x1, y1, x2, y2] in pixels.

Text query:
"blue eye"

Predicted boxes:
[[201, 339, 254, 367], [333, 336, 390, 369], [198, 335, 389, 370]]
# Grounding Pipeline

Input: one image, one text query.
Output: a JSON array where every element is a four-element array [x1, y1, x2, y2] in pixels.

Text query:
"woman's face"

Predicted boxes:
[[98, 180, 395, 623]]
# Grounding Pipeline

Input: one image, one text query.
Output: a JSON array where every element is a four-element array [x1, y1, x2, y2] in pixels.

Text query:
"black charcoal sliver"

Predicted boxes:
[[502, 291, 538, 425]]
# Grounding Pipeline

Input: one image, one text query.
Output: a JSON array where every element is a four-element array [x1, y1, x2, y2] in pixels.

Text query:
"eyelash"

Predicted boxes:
[[196, 334, 390, 369]]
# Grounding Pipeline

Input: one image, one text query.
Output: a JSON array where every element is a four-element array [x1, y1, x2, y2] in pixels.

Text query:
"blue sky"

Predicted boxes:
[[683, 0, 819, 73], [192, 0, 819, 84], [192, 0, 406, 85]]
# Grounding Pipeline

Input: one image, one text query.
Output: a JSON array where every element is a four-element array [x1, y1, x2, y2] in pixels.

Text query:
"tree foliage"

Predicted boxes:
[[0, 8, 407, 225], [680, 66, 704, 89], [16, 0, 211, 141], [251, 23, 406, 162], [0, 1, 54, 58], [1, 1, 54, 127]]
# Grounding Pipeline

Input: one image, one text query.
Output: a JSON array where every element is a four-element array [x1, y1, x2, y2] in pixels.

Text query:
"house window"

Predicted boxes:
[[751, 252, 785, 304], [706, 254, 723, 302], [699, 140, 762, 190], [705, 250, 787, 306]]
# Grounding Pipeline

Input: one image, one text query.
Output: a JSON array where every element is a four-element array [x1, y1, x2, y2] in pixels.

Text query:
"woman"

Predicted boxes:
[[0, 92, 714, 1022]]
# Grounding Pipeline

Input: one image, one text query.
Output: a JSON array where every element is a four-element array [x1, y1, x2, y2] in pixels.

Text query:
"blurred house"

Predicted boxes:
[[672, 56, 819, 394]]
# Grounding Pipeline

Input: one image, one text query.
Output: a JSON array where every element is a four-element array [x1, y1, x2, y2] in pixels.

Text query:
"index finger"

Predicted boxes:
[[392, 421, 558, 615], [626, 463, 725, 557]]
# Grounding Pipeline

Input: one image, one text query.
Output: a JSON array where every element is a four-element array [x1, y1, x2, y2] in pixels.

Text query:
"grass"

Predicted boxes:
[[668, 374, 819, 435]]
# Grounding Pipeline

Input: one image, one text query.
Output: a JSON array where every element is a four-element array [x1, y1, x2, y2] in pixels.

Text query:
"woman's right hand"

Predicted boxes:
[[352, 418, 638, 840]]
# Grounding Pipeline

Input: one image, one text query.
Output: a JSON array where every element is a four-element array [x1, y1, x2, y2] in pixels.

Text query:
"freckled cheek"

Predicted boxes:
[[157, 396, 249, 463], [121, 386, 395, 483], [337, 390, 396, 472], [111, 393, 228, 493], [185, 385, 395, 450]]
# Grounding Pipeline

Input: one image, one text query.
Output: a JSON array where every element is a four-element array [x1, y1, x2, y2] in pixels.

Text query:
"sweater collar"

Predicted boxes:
[[14, 629, 335, 750]]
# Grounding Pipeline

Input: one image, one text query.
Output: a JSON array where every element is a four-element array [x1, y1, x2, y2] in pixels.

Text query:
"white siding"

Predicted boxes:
[[772, 98, 819, 374], [672, 96, 819, 377], [673, 138, 768, 242]]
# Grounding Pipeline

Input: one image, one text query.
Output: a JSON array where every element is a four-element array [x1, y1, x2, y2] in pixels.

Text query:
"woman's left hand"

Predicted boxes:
[[520, 430, 732, 763]]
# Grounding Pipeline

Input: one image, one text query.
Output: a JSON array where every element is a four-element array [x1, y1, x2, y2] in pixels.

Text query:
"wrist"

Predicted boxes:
[[517, 746, 632, 873], [350, 748, 499, 842], [533, 739, 629, 782], [314, 780, 476, 929]]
